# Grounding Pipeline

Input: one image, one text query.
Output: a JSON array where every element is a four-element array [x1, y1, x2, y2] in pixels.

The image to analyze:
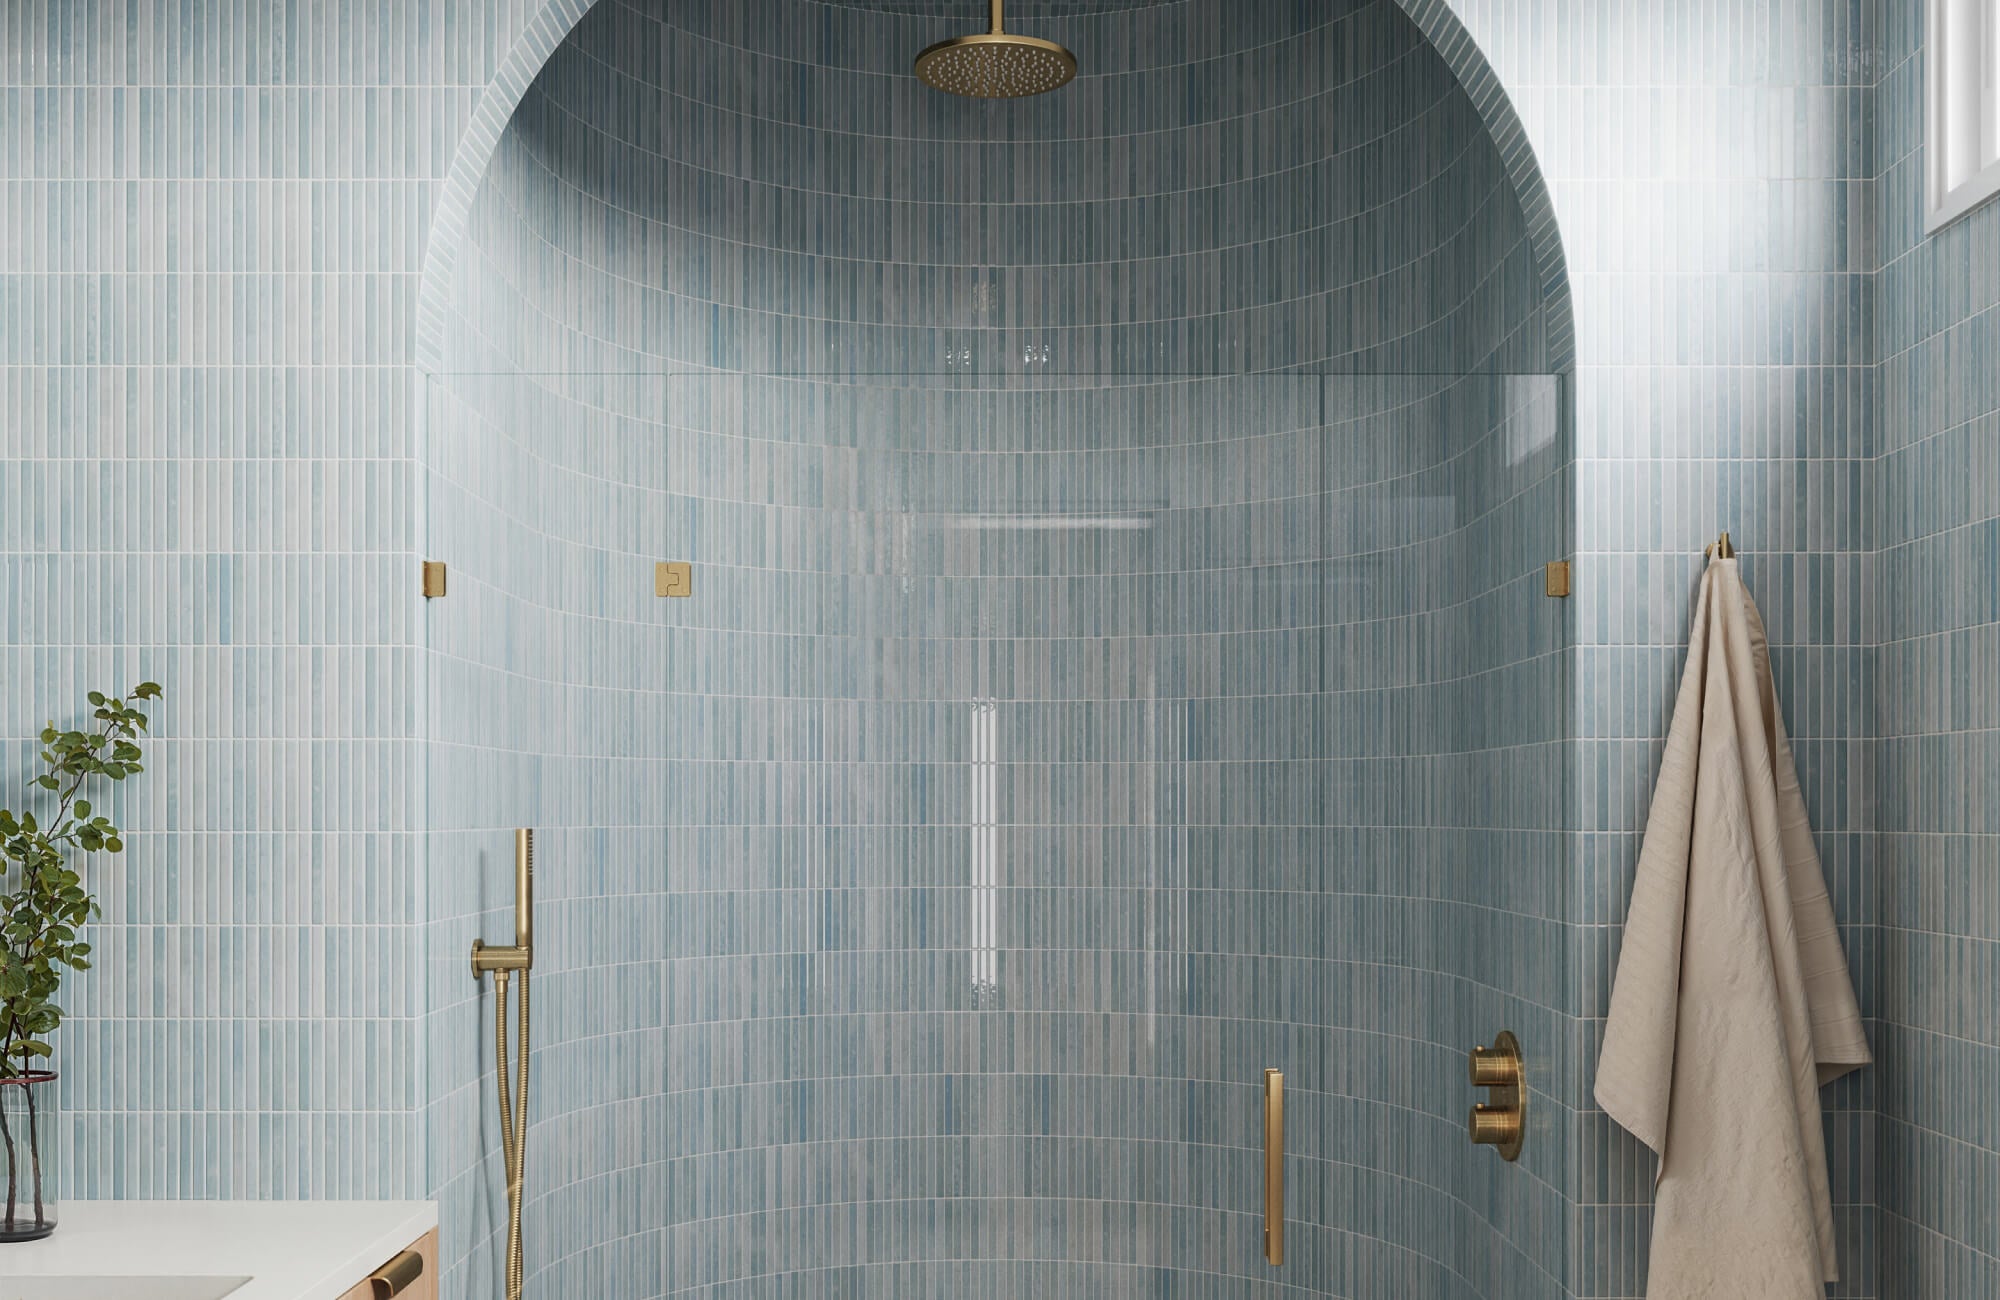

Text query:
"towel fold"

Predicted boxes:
[[1595, 555, 1870, 1298]]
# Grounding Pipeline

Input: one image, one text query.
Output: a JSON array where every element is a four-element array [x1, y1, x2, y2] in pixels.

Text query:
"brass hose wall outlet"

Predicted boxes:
[[1468, 1030, 1525, 1161]]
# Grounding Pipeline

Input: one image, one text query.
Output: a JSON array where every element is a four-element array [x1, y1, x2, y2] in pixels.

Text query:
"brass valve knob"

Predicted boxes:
[[1470, 1102, 1523, 1148], [1469, 1044, 1517, 1088]]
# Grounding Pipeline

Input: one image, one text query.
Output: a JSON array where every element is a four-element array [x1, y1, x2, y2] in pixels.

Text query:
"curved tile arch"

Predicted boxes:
[[414, 0, 1574, 377], [419, 4, 1575, 1299]]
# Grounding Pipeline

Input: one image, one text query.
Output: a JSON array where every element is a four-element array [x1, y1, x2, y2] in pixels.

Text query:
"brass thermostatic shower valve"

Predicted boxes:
[[1468, 1030, 1525, 1161]]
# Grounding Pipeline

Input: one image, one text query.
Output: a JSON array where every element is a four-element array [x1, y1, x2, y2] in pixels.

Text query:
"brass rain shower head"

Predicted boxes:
[[915, 0, 1076, 98]]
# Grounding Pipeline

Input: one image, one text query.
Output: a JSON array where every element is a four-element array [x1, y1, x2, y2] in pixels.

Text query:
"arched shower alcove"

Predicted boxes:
[[416, 3, 1577, 1298]]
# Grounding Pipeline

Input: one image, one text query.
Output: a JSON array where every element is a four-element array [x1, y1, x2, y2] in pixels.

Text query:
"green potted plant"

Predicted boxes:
[[0, 682, 160, 1242]]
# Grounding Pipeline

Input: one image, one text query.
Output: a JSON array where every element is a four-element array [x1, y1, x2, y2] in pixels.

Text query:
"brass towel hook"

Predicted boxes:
[[1704, 531, 1736, 559]]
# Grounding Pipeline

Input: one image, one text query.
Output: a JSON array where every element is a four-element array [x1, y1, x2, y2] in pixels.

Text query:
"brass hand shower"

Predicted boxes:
[[472, 829, 535, 1300]]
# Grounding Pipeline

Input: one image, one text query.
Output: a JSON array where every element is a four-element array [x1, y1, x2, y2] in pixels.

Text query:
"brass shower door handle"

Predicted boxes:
[[1263, 1068, 1284, 1265]]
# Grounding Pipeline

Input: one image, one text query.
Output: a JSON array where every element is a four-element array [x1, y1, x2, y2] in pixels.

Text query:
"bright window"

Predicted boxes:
[[1928, 0, 2000, 230]]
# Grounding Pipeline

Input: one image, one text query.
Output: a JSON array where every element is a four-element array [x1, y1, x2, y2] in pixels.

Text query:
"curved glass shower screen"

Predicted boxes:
[[420, 368, 1569, 1300]]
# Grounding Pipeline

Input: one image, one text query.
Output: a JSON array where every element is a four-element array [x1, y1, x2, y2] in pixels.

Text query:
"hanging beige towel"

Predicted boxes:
[[1596, 554, 1870, 1298]]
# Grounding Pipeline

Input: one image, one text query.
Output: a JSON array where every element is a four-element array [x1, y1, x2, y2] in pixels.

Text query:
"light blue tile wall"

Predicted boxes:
[[1873, 1, 2000, 1293], [18, 3, 1981, 1300], [1429, 1, 1882, 1294], [0, 0, 506, 1201], [424, 3, 1563, 1297]]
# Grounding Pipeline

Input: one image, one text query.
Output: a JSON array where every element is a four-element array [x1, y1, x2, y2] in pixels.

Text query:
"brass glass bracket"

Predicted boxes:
[[655, 561, 693, 597], [1544, 561, 1570, 598], [1468, 1030, 1525, 1161], [1263, 1068, 1284, 1265], [422, 561, 447, 599]]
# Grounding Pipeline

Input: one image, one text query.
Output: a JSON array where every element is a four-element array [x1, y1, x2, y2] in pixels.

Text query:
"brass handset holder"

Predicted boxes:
[[472, 829, 535, 1300], [1263, 1068, 1284, 1266], [1468, 1030, 1525, 1161]]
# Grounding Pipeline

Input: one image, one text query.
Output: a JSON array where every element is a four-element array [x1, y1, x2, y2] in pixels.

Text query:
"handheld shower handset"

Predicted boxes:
[[513, 827, 533, 954], [472, 827, 534, 977]]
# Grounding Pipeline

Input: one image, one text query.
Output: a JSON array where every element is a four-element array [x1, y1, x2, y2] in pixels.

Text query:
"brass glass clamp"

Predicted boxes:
[[1468, 1030, 1525, 1161]]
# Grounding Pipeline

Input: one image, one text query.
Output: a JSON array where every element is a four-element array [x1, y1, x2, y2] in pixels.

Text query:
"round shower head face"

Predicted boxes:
[[915, 32, 1076, 98]]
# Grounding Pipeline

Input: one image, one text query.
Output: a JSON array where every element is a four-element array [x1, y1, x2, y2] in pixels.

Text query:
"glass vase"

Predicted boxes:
[[0, 1071, 58, 1242]]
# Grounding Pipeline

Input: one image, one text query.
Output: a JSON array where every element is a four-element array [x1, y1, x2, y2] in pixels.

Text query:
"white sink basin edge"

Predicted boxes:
[[2, 1278, 251, 1300]]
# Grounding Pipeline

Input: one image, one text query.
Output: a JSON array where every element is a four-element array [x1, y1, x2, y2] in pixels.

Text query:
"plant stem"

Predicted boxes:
[[23, 1080, 42, 1227], [0, 1088, 15, 1231]]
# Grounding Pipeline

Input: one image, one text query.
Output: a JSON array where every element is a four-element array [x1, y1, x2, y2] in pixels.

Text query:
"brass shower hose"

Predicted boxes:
[[471, 829, 535, 1300], [493, 966, 529, 1300]]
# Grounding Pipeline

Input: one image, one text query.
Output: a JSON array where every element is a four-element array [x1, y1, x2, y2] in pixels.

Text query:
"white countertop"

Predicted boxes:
[[0, 1201, 437, 1300]]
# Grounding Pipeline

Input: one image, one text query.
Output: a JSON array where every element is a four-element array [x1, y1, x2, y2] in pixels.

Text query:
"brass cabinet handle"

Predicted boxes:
[[370, 1249, 425, 1298], [1263, 1068, 1284, 1266]]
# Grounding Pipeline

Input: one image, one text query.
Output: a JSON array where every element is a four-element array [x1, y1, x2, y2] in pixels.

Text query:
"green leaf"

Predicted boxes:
[[0, 683, 163, 1068]]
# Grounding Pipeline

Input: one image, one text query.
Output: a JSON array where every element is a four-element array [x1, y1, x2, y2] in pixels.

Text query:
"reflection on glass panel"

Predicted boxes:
[[969, 696, 999, 1007]]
